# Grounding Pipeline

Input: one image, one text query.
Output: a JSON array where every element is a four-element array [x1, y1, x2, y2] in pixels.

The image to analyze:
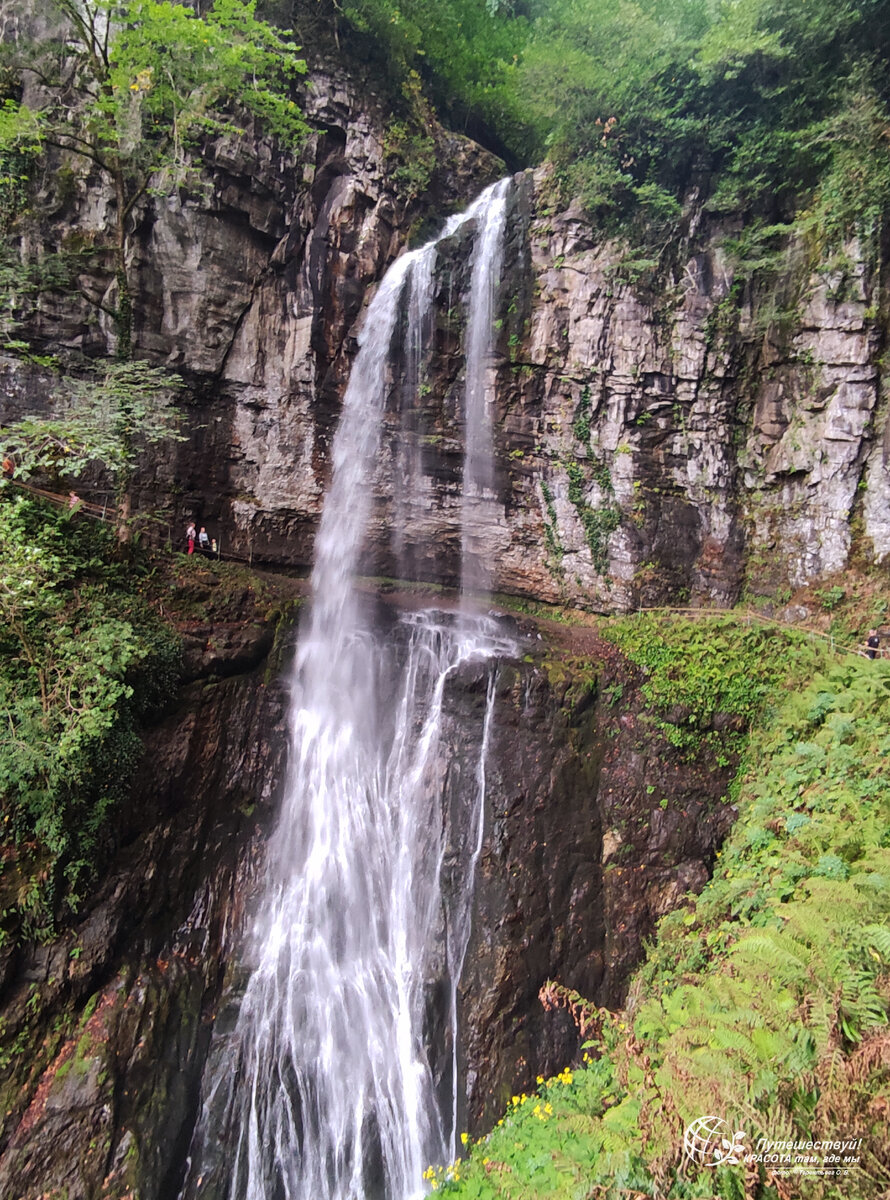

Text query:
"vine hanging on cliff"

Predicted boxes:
[[565, 458, 620, 575]]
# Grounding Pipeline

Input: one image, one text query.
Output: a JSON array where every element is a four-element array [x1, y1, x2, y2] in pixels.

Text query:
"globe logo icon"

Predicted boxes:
[[683, 1115, 746, 1166]]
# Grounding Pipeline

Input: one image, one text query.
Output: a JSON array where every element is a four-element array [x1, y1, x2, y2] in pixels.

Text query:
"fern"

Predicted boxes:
[[863, 923, 890, 961]]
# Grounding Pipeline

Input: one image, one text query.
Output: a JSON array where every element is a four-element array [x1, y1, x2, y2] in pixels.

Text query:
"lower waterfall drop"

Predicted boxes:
[[181, 178, 513, 1200]]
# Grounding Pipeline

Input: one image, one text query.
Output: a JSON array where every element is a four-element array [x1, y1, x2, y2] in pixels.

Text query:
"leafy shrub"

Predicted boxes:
[[0, 494, 180, 936], [383, 116, 437, 202]]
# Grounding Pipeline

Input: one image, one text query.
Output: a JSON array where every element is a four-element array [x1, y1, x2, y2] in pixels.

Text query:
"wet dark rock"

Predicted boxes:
[[180, 621, 275, 681], [0, 649, 289, 1200], [457, 634, 734, 1131]]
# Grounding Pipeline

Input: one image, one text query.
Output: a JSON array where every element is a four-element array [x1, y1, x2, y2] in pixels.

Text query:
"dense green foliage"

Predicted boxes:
[[334, 0, 890, 240], [337, 0, 530, 155], [439, 631, 890, 1198], [603, 613, 822, 759], [0, 494, 179, 938]]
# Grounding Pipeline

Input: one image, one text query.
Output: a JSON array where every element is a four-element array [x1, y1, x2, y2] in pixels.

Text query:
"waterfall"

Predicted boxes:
[[391, 239, 435, 582], [181, 179, 513, 1200], [460, 178, 510, 602]]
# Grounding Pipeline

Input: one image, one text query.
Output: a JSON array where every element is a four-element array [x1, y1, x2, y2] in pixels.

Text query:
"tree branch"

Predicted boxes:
[[41, 134, 111, 175]]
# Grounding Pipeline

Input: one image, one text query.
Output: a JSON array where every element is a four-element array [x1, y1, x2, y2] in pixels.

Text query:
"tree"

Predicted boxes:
[[0, 358, 185, 538], [2, 0, 307, 354]]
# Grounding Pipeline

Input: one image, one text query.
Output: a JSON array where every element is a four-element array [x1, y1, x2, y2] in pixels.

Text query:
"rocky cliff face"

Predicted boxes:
[[351, 175, 887, 610], [7, 59, 502, 562], [7, 66, 886, 610], [456, 624, 735, 1133], [491, 177, 887, 610]]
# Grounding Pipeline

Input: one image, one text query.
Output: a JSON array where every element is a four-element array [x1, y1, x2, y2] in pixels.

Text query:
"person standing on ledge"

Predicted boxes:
[[186, 521, 197, 555], [866, 629, 880, 659], [198, 526, 210, 555]]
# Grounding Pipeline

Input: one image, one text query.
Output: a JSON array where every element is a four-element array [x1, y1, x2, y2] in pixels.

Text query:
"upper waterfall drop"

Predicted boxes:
[[460, 177, 510, 605], [180, 179, 515, 1200]]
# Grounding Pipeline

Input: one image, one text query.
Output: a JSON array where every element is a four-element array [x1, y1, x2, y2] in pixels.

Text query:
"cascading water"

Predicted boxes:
[[182, 178, 513, 1200], [460, 179, 510, 602], [391, 235, 435, 582]]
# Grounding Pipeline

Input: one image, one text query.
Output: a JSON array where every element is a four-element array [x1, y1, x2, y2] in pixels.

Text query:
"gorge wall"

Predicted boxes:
[[6, 62, 887, 612], [0, 39, 883, 1200]]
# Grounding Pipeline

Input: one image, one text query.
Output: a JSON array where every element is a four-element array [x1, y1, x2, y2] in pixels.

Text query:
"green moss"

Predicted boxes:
[[53, 1055, 73, 1083], [602, 613, 822, 761]]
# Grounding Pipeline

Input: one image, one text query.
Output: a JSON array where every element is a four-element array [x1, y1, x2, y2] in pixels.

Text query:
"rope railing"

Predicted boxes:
[[633, 605, 886, 660], [5, 478, 887, 660], [2, 478, 260, 565], [6, 479, 112, 520]]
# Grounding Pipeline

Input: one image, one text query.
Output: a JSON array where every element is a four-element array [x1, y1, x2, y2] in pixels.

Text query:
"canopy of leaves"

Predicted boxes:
[[332, 0, 890, 239], [0, 360, 185, 498], [338, 0, 529, 156], [0, 100, 42, 235], [6, 0, 308, 192]]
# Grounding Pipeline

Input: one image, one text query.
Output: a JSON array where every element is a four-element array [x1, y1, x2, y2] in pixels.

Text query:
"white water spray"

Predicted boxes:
[[182, 179, 513, 1200]]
